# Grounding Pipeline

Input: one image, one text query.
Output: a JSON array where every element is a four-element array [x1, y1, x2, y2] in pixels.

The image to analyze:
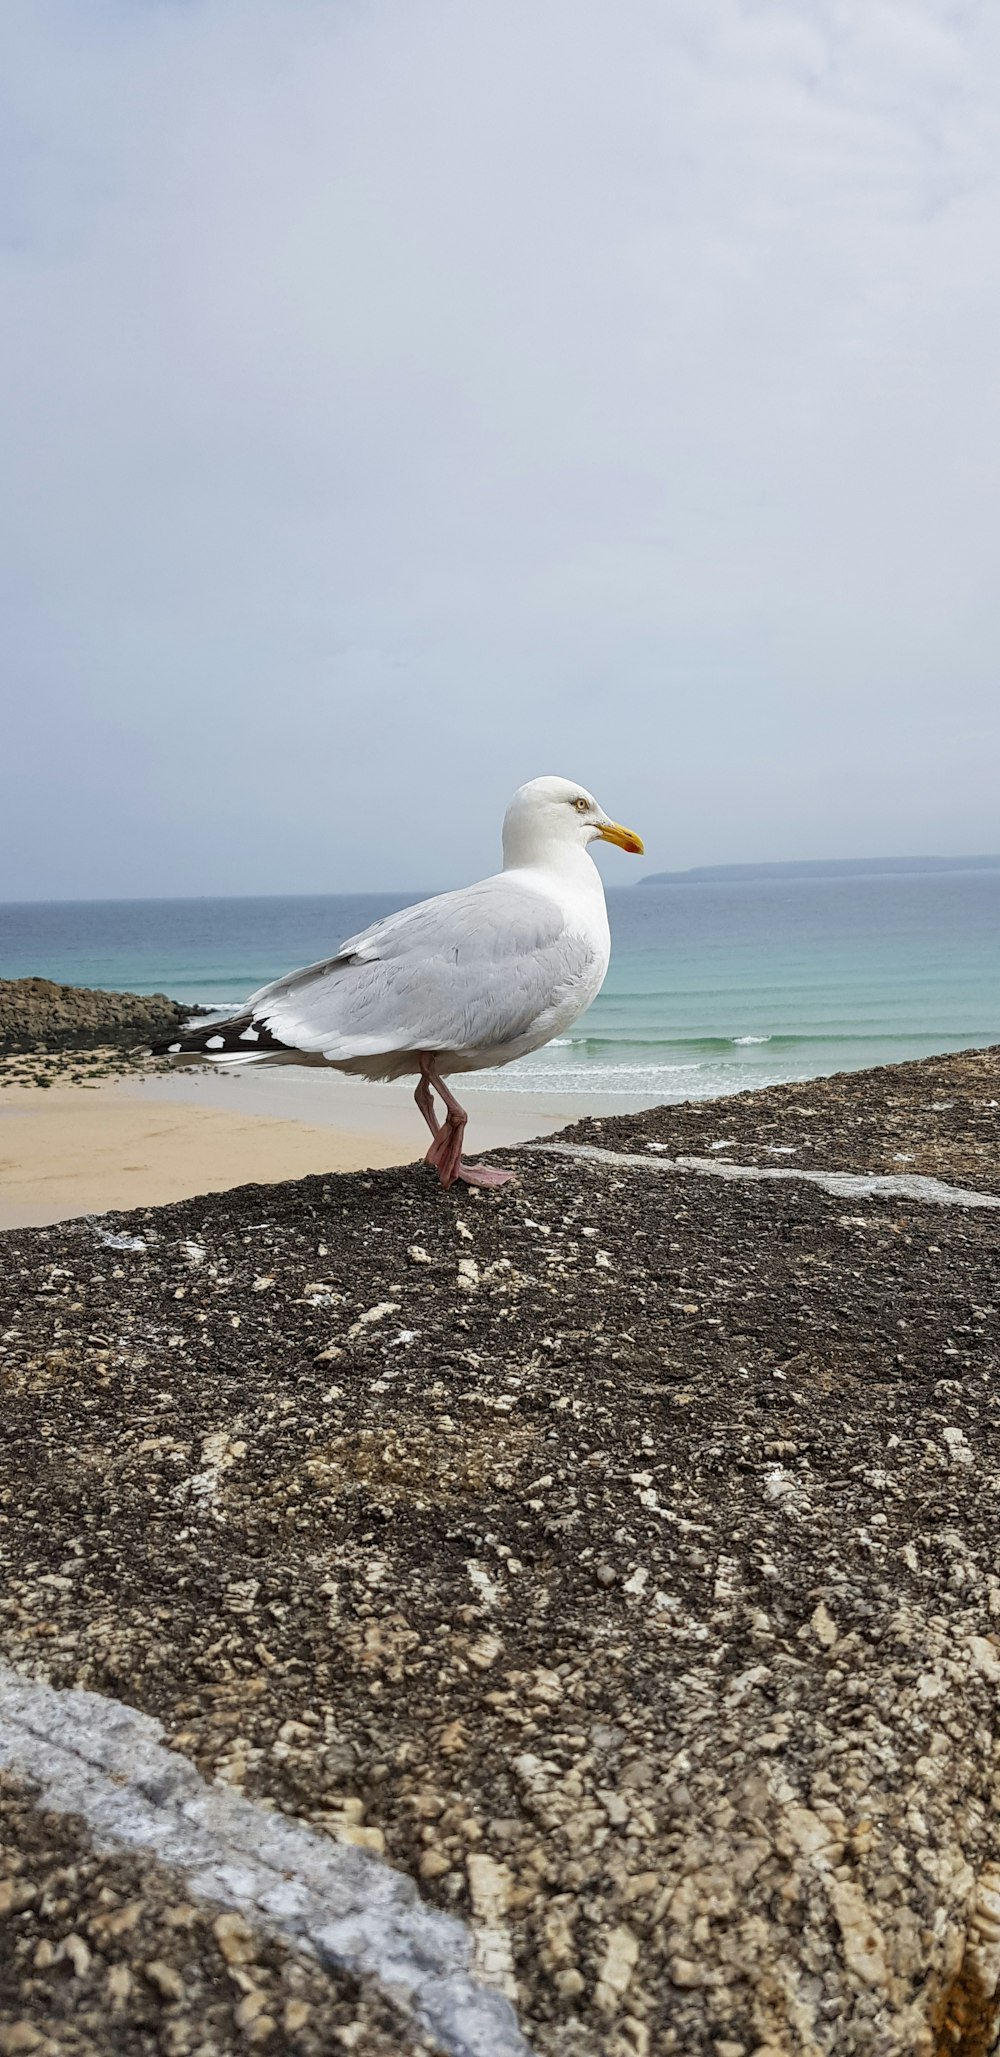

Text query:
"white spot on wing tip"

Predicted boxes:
[[167, 1043, 181, 1054], [206, 1035, 225, 1050], [239, 1026, 260, 1042]]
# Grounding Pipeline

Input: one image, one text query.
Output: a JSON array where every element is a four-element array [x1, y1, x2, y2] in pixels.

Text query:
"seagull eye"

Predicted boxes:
[[572, 796, 589, 813]]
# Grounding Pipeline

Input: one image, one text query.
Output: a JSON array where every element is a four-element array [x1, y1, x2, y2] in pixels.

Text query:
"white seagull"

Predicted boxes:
[[158, 776, 644, 1189]]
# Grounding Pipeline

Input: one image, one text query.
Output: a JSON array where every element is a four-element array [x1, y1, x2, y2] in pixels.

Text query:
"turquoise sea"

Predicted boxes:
[[1, 872, 998, 1100]]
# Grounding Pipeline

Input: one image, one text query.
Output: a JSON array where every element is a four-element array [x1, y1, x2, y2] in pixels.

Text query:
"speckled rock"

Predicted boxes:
[[0, 1776, 442, 2055], [2, 1050, 1000, 2055]]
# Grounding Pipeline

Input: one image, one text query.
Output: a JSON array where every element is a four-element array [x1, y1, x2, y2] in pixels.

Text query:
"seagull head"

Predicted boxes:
[[502, 775, 644, 868]]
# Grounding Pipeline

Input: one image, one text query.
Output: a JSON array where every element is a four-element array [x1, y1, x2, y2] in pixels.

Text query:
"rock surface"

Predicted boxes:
[[0, 1777, 440, 2056], [562, 1043, 1000, 1196], [2, 1049, 1000, 2054], [0, 979, 191, 1058]]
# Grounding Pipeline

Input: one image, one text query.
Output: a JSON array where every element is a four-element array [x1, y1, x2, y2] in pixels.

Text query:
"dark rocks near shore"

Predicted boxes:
[[0, 977, 192, 1055], [2, 1050, 1000, 2054], [0, 977, 206, 1087]]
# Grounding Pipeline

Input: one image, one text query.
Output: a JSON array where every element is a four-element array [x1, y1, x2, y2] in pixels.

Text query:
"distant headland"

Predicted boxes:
[[641, 855, 1000, 885]]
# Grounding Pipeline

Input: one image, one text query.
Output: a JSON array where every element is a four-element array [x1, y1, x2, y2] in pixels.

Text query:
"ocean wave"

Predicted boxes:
[[557, 1030, 968, 1052]]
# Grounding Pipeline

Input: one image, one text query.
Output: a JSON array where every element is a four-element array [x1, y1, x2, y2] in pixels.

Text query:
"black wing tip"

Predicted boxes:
[[151, 1014, 292, 1058]]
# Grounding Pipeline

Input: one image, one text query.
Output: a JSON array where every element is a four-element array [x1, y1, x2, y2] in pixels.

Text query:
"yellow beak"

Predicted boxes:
[[597, 820, 644, 856]]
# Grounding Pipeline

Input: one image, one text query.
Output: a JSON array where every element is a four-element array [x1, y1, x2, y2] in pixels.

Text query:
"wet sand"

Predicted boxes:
[[0, 1066, 656, 1229]]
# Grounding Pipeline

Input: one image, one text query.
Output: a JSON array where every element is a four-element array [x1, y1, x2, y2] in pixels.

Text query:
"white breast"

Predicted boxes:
[[443, 853, 611, 1077]]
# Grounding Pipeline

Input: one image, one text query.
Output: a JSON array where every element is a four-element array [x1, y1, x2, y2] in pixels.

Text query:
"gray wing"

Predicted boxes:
[[241, 876, 592, 1060]]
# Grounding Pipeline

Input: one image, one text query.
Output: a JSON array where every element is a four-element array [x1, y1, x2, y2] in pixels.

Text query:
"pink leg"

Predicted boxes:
[[414, 1071, 440, 1142], [415, 1056, 518, 1190]]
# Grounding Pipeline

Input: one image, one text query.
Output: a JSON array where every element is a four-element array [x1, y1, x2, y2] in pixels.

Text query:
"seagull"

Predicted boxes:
[[156, 775, 644, 1189]]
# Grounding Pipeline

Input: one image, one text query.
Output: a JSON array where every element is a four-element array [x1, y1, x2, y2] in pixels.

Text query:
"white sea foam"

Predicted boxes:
[[463, 1058, 802, 1099]]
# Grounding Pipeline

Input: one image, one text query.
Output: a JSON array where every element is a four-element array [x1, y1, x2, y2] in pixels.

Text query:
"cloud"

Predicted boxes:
[[2, 0, 999, 893]]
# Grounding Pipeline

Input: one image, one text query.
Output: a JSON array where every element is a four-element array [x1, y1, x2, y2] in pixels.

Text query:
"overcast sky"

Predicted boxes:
[[3, 0, 999, 897]]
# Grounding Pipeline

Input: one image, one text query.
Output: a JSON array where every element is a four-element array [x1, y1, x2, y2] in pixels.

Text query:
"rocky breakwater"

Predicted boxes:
[[0, 977, 195, 1085], [2, 1047, 1000, 2056]]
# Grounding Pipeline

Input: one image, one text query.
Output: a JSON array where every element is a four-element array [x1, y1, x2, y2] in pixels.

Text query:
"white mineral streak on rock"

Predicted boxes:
[[466, 1853, 516, 1996], [0, 1662, 531, 2057], [529, 1142, 1000, 1211]]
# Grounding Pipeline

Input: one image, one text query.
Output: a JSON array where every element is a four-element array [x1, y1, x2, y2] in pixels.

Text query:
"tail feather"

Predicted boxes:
[[151, 1012, 294, 1061]]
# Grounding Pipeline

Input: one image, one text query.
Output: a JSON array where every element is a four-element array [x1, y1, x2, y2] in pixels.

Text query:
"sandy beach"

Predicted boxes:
[[0, 1064, 655, 1229]]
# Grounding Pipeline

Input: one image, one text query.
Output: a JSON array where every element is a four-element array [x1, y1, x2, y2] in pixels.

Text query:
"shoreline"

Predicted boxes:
[[0, 1066, 658, 1230]]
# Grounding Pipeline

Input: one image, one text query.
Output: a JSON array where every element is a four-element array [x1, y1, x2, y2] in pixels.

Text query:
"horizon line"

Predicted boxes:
[[4, 853, 1000, 907]]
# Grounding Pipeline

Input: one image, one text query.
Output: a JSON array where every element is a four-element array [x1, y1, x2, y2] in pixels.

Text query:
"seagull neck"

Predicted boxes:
[[502, 841, 604, 895]]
